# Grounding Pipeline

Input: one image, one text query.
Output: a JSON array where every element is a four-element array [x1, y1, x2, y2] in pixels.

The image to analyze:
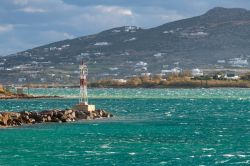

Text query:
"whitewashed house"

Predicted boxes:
[[161, 67, 182, 75], [192, 68, 203, 76], [112, 79, 127, 83], [141, 73, 151, 76], [18, 78, 27, 83], [224, 73, 239, 80], [136, 61, 147, 67], [229, 58, 248, 67]]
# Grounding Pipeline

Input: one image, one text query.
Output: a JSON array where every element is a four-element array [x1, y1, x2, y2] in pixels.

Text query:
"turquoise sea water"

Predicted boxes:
[[0, 88, 249, 165]]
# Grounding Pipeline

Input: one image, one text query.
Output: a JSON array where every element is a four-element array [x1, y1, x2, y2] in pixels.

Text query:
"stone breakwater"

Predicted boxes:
[[0, 95, 61, 100], [0, 109, 113, 127]]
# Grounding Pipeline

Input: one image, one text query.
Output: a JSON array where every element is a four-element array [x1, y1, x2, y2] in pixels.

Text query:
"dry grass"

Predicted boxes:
[[91, 76, 250, 88]]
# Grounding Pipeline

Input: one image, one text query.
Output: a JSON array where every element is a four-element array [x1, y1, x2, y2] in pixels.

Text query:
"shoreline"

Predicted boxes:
[[19, 79, 250, 89], [0, 95, 61, 100], [21, 85, 250, 89]]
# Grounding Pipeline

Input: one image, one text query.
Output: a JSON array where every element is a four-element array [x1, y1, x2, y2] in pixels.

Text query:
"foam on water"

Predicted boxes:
[[0, 88, 249, 165]]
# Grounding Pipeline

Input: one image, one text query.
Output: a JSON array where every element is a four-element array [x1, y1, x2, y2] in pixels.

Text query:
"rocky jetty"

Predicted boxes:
[[0, 109, 113, 127], [0, 94, 61, 100]]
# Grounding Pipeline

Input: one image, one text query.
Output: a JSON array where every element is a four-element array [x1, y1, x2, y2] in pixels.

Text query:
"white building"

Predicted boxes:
[[224, 73, 239, 80], [135, 61, 147, 67], [217, 60, 226, 63], [109, 67, 119, 71], [112, 79, 127, 83], [141, 73, 151, 76], [18, 78, 27, 83], [229, 58, 248, 67], [40, 78, 46, 82], [192, 68, 203, 76], [153, 53, 163, 57], [161, 67, 182, 75]]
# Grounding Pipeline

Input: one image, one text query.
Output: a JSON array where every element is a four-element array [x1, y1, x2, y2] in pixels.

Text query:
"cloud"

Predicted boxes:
[[39, 30, 75, 41], [159, 10, 186, 22], [63, 32, 75, 39], [12, 0, 78, 13], [13, 0, 28, 5], [95, 5, 133, 16], [0, 24, 14, 33], [19, 7, 46, 13]]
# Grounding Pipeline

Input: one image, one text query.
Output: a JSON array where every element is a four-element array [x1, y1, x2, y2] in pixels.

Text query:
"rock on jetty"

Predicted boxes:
[[0, 109, 113, 127]]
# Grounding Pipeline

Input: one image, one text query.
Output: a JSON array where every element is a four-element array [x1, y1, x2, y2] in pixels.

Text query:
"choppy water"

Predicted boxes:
[[0, 88, 250, 165]]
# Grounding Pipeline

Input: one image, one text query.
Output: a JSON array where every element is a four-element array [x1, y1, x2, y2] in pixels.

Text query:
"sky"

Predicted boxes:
[[0, 0, 250, 56]]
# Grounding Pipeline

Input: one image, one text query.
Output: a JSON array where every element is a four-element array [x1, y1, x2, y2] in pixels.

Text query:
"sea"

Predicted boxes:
[[0, 88, 249, 165]]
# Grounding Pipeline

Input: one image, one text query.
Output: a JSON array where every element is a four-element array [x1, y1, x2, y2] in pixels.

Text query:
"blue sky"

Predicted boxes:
[[0, 0, 250, 56]]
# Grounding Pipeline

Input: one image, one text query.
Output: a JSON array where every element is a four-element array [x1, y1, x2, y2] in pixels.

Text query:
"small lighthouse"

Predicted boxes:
[[79, 60, 88, 105], [73, 61, 95, 112]]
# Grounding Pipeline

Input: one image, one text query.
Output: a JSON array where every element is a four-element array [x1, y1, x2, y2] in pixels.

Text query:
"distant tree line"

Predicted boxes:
[[90, 71, 250, 88]]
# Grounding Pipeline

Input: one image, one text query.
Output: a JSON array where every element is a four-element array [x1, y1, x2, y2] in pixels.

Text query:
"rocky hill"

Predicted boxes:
[[1, 7, 250, 84]]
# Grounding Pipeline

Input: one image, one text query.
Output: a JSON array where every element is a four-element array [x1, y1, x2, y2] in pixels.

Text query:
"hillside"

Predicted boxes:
[[1, 7, 250, 84]]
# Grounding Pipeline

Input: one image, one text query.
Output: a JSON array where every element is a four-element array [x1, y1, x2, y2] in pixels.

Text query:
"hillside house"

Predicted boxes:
[[141, 73, 151, 76], [135, 61, 147, 67], [161, 67, 182, 75], [229, 58, 248, 67], [18, 78, 27, 83]]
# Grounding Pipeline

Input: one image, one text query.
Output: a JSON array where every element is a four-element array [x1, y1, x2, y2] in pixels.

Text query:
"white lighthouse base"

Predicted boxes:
[[72, 104, 95, 112]]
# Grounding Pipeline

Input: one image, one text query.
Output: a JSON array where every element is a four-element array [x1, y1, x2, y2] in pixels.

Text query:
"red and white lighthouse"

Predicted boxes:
[[73, 60, 95, 112], [79, 60, 88, 105]]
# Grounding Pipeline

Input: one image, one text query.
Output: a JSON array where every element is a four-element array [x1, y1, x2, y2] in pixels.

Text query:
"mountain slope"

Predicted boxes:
[[1, 7, 250, 84]]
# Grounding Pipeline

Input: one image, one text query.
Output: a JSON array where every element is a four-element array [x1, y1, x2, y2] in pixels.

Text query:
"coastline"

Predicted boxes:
[[0, 87, 61, 100], [0, 95, 61, 100], [21, 81, 250, 89]]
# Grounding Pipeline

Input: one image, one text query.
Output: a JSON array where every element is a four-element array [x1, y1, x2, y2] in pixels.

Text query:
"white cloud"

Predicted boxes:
[[12, 0, 78, 12], [13, 0, 28, 5], [0, 24, 14, 33], [63, 32, 75, 39], [39, 30, 75, 41], [159, 11, 186, 22], [19, 7, 46, 13], [95, 5, 133, 16]]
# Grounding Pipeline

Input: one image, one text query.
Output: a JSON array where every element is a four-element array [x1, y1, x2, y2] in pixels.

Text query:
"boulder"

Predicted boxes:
[[22, 115, 30, 123], [62, 118, 72, 122], [67, 112, 76, 120], [64, 109, 73, 115], [56, 111, 64, 118], [1, 113, 11, 126], [9, 112, 21, 119], [51, 117, 61, 123], [75, 111, 87, 119], [47, 116, 52, 122], [29, 112, 39, 120], [40, 110, 54, 117], [20, 111, 30, 116]]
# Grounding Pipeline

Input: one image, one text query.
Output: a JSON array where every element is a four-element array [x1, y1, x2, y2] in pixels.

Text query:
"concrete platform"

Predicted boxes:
[[72, 104, 95, 112]]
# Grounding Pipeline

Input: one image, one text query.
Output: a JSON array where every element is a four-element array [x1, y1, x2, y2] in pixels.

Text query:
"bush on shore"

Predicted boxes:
[[90, 73, 250, 88]]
